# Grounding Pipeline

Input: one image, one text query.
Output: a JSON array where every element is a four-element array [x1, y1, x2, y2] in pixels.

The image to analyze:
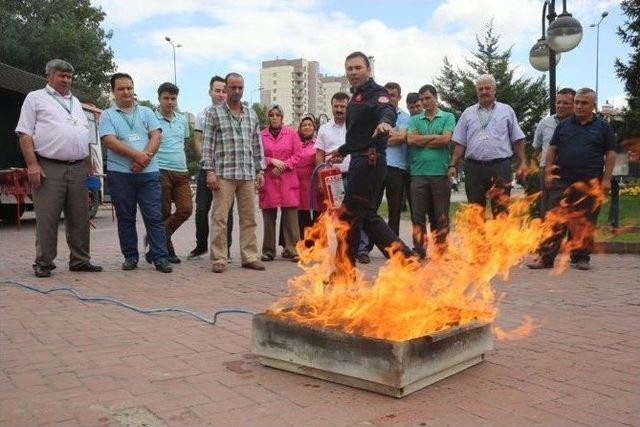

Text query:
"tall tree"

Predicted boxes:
[[0, 0, 115, 104], [252, 103, 268, 129], [615, 0, 640, 139], [434, 21, 549, 141]]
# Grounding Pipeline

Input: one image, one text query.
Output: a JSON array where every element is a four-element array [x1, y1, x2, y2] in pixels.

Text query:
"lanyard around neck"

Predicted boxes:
[[477, 105, 495, 131], [45, 88, 73, 116], [118, 106, 139, 131]]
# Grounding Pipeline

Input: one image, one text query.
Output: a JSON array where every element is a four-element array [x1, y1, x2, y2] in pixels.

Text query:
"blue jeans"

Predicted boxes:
[[107, 171, 169, 263]]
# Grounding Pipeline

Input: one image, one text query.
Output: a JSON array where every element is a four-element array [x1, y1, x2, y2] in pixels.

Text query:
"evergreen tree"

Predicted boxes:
[[615, 0, 640, 140], [0, 0, 115, 104], [434, 21, 549, 141]]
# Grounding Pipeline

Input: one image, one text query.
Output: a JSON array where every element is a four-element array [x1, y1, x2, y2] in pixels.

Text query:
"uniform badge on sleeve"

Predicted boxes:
[[378, 96, 389, 103]]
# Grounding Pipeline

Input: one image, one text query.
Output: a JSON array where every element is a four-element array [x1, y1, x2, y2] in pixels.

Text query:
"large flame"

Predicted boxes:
[[269, 179, 606, 342]]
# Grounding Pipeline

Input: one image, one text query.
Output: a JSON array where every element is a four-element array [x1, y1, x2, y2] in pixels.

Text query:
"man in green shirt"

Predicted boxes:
[[407, 84, 456, 259]]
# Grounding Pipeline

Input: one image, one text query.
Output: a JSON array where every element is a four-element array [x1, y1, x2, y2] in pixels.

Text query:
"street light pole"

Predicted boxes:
[[250, 87, 263, 106], [529, 0, 583, 114], [164, 36, 182, 85], [590, 11, 609, 110], [547, 1, 558, 114]]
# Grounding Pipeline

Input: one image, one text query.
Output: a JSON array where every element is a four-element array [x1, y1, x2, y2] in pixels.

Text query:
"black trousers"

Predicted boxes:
[[410, 175, 451, 257], [378, 166, 411, 236], [464, 158, 512, 218], [339, 154, 412, 266], [195, 169, 233, 252], [537, 180, 601, 264]]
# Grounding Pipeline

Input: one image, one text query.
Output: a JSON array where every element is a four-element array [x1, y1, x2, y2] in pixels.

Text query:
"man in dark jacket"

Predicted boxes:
[[329, 52, 413, 270]]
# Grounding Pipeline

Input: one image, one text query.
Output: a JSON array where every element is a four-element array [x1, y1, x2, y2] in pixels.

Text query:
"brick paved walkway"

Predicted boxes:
[[1, 208, 639, 426]]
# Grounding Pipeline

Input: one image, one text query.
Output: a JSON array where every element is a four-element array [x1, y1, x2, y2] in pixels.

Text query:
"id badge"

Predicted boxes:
[[479, 130, 489, 141], [128, 133, 141, 142], [67, 117, 77, 126]]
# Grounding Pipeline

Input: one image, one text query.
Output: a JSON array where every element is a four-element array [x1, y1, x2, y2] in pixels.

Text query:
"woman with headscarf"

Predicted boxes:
[[294, 116, 322, 238], [259, 105, 302, 262]]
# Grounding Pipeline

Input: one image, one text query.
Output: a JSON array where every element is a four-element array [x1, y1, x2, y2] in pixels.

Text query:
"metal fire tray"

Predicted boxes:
[[251, 312, 493, 398]]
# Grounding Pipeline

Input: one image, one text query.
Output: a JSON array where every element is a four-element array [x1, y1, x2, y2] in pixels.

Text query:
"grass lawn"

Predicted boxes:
[[377, 195, 639, 242]]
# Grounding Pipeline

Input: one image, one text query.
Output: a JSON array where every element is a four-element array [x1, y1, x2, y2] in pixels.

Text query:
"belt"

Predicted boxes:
[[465, 156, 511, 166], [36, 154, 84, 165]]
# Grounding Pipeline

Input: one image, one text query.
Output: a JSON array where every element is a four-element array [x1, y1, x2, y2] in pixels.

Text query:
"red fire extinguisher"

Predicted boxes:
[[317, 164, 344, 211]]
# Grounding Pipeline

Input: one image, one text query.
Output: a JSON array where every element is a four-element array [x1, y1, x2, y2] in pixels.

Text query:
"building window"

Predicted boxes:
[[273, 72, 276, 77], [273, 88, 277, 93], [273, 80, 277, 85]]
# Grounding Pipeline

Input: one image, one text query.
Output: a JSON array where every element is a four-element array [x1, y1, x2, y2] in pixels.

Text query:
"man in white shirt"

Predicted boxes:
[[316, 92, 350, 175], [15, 59, 102, 277], [532, 88, 575, 218], [189, 75, 230, 258], [316, 91, 371, 262]]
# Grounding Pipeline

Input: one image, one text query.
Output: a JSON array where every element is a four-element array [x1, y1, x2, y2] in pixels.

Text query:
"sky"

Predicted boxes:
[[91, 0, 631, 117]]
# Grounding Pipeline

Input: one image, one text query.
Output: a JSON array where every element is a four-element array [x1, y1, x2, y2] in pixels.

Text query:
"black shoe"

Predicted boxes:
[[155, 258, 173, 273], [145, 251, 153, 264], [576, 260, 590, 271], [122, 259, 138, 270], [167, 253, 181, 264], [70, 263, 103, 272], [357, 254, 371, 264], [188, 247, 207, 259], [33, 264, 52, 278], [527, 260, 553, 269]]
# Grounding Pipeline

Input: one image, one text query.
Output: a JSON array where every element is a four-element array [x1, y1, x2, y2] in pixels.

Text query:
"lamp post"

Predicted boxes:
[[529, 0, 583, 114], [164, 36, 182, 85], [250, 87, 263, 106], [590, 11, 609, 110]]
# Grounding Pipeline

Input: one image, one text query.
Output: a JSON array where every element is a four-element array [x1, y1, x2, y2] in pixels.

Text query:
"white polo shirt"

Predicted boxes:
[[316, 119, 349, 173], [15, 85, 90, 162]]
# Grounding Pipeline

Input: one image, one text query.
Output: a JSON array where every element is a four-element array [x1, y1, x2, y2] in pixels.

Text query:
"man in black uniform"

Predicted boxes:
[[329, 51, 413, 269]]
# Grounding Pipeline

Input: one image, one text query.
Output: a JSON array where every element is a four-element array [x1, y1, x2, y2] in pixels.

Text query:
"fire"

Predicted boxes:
[[494, 316, 537, 341], [268, 180, 606, 342]]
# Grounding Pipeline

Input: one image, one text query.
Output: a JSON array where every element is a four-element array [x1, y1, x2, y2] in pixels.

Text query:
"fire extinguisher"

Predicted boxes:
[[311, 163, 345, 211]]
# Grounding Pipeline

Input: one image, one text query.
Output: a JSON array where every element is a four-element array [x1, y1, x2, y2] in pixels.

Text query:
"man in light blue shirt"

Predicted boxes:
[[99, 73, 172, 273], [155, 82, 192, 264], [357, 82, 411, 263], [449, 74, 527, 218], [532, 88, 575, 217]]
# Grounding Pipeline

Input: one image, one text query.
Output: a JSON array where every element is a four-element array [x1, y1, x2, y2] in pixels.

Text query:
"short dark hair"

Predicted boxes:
[[384, 82, 401, 95], [418, 84, 438, 97], [109, 72, 133, 89], [345, 51, 370, 68], [557, 87, 576, 97], [225, 72, 243, 83], [331, 92, 350, 103], [406, 92, 420, 105], [157, 82, 179, 96], [209, 75, 225, 91]]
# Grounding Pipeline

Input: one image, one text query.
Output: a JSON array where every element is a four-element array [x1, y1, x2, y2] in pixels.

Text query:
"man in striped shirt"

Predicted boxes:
[[202, 72, 265, 273]]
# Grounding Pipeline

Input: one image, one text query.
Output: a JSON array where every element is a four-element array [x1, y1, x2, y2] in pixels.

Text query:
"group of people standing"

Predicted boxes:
[[15, 53, 616, 278]]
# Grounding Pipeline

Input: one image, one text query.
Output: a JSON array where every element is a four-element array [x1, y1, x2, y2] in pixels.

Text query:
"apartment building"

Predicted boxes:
[[260, 57, 352, 125]]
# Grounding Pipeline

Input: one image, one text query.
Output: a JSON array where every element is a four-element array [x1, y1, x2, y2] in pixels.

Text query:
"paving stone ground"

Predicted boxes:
[[1, 207, 639, 427]]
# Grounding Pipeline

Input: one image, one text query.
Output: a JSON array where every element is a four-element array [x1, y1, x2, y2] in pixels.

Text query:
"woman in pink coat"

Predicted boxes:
[[259, 105, 302, 262], [295, 116, 322, 237]]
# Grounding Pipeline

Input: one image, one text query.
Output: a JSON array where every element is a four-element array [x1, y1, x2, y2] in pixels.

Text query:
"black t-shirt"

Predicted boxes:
[[550, 115, 616, 182], [338, 79, 396, 156]]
